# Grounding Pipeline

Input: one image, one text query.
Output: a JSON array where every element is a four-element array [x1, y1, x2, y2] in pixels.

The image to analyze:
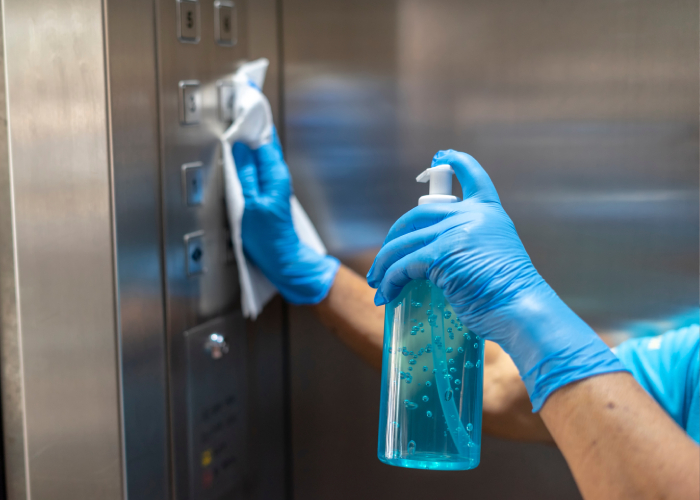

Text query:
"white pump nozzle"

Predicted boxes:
[[416, 164, 459, 205]]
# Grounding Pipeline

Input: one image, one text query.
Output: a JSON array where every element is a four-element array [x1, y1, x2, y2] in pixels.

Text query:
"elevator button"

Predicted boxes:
[[182, 162, 205, 206], [179, 81, 201, 125], [217, 80, 234, 123], [185, 231, 205, 275], [214, 1, 237, 46], [177, 0, 200, 43]]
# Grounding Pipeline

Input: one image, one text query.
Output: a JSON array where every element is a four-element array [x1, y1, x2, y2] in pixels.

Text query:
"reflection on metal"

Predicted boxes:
[[284, 0, 699, 336]]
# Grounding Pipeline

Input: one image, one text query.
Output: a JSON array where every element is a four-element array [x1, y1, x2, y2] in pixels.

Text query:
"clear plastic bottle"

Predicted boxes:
[[377, 166, 484, 471]]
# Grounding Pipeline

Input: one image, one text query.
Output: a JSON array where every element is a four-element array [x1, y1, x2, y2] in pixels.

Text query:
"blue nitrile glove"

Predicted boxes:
[[233, 132, 339, 304], [367, 149, 627, 411]]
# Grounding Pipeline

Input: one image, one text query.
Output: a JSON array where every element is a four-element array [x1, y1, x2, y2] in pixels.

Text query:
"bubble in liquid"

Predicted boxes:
[[400, 371, 406, 379], [392, 421, 400, 428], [410, 330, 418, 336], [457, 327, 463, 331], [410, 351, 414, 355], [467, 423, 473, 431], [474, 343, 478, 349], [408, 366, 413, 371], [446, 347, 453, 353], [406, 375, 413, 384], [468, 442, 475, 448], [476, 360, 481, 368], [426, 411, 432, 418], [404, 400, 418, 410], [447, 327, 453, 334], [412, 318, 418, 323], [448, 358, 455, 365], [446, 374, 453, 380], [444, 389, 453, 401], [423, 366, 428, 372], [457, 347, 464, 354], [426, 309, 433, 316], [455, 379, 461, 385], [422, 395, 429, 402], [412, 325, 419, 330], [465, 361, 474, 369], [432, 369, 437, 374], [449, 367, 456, 373], [463, 332, 470, 339], [420, 329, 425, 332], [443, 311, 452, 319], [408, 359, 416, 365], [388, 347, 393, 353], [415, 302, 422, 308], [418, 322, 423, 327], [425, 381, 432, 387], [418, 348, 424, 355], [408, 440, 416, 455]]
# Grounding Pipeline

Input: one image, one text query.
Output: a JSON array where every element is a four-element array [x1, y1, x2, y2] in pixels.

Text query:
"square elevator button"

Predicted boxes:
[[184, 231, 205, 276], [179, 80, 201, 125], [214, 1, 237, 46], [177, 0, 200, 43], [182, 162, 205, 206]]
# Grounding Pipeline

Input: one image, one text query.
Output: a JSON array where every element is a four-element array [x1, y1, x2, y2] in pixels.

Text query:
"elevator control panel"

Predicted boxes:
[[161, 0, 248, 497]]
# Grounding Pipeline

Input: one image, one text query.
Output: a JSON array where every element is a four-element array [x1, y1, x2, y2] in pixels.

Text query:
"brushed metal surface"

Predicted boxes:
[[105, 0, 170, 498], [281, 0, 698, 499], [283, 0, 699, 338], [0, 4, 29, 498], [2, 0, 123, 499], [155, 0, 253, 497]]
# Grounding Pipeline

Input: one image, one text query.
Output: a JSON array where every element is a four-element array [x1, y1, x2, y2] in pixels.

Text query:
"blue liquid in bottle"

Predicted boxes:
[[377, 279, 484, 470]]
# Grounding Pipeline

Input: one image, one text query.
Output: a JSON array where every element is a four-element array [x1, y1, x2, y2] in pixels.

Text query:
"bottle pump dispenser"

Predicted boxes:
[[377, 165, 484, 470]]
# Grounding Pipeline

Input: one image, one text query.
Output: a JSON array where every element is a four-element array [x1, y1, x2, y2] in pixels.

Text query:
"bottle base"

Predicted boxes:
[[378, 451, 480, 471]]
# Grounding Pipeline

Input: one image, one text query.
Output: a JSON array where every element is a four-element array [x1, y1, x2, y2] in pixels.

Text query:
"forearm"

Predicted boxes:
[[541, 372, 700, 500], [310, 264, 384, 370]]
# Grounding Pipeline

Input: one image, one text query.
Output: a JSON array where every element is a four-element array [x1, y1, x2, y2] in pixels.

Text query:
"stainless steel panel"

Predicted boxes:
[[105, 0, 170, 497], [2, 0, 123, 498], [0, 5, 29, 498], [156, 0, 252, 497], [282, 0, 698, 498], [184, 314, 247, 499]]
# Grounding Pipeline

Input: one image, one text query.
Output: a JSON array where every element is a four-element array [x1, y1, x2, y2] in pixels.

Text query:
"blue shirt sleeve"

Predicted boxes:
[[613, 325, 699, 443]]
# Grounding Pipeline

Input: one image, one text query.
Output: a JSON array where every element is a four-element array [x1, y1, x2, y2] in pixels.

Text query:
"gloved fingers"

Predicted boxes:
[[373, 246, 434, 305], [233, 142, 259, 199], [255, 142, 291, 198], [382, 203, 457, 245], [432, 149, 500, 203], [367, 224, 441, 288]]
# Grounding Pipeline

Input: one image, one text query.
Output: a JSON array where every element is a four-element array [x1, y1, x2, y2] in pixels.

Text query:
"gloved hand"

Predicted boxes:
[[233, 132, 339, 305], [367, 149, 626, 411]]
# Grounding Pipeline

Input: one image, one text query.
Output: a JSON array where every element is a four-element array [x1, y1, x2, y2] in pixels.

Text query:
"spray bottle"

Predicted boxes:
[[377, 165, 484, 470]]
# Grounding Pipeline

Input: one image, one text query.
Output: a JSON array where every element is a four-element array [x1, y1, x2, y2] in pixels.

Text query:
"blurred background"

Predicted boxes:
[[0, 0, 696, 499], [280, 0, 698, 499]]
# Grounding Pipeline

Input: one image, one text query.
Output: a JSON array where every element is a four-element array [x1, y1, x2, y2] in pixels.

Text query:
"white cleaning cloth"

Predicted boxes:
[[221, 58, 328, 319]]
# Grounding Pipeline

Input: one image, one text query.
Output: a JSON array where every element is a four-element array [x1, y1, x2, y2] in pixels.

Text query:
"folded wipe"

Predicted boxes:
[[221, 58, 328, 319]]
